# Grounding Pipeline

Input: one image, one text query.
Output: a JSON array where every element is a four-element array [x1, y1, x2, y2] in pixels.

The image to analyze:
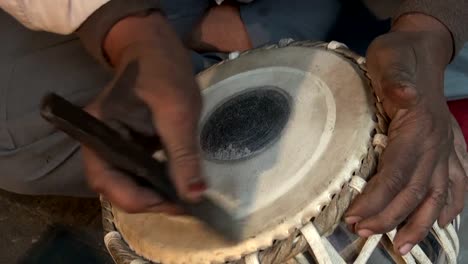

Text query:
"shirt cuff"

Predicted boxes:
[[76, 0, 162, 69], [393, 0, 468, 59]]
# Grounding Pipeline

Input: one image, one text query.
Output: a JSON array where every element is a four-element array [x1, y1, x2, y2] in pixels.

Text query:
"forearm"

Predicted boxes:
[[100, 11, 196, 108], [393, 0, 468, 58], [392, 13, 453, 66], [103, 13, 185, 67], [76, 0, 162, 68]]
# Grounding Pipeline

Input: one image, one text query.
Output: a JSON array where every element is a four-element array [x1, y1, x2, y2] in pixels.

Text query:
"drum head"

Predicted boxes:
[[112, 43, 376, 263]]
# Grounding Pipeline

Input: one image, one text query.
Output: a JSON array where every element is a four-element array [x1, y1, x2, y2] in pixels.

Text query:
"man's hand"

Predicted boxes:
[[82, 13, 205, 214], [345, 14, 468, 255]]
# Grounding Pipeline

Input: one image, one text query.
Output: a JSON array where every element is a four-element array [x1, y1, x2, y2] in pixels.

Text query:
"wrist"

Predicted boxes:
[[104, 12, 168, 66], [392, 13, 454, 64]]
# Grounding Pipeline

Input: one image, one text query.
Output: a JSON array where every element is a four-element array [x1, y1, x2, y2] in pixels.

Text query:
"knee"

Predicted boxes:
[[0, 176, 45, 196], [0, 153, 55, 195], [0, 161, 92, 197], [0, 141, 85, 196]]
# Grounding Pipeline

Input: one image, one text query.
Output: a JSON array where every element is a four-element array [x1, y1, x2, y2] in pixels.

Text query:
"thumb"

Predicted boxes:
[[366, 35, 420, 115]]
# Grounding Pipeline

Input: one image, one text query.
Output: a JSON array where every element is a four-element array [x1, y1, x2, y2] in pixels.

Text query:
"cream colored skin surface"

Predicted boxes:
[[112, 45, 375, 264]]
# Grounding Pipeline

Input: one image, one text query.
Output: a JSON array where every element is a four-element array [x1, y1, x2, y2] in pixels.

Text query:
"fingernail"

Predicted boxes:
[[399, 243, 414, 255], [188, 178, 207, 194], [357, 229, 374, 238], [345, 216, 362, 225], [189, 179, 206, 193]]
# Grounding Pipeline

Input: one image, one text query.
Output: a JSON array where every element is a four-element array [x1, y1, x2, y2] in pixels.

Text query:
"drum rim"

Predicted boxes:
[[101, 40, 385, 264], [101, 40, 458, 264]]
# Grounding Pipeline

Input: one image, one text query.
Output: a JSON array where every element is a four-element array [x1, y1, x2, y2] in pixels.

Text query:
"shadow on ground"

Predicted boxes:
[[0, 190, 113, 263]]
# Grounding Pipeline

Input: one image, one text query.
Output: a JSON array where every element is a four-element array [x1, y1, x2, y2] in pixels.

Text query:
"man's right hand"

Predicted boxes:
[[83, 12, 206, 214]]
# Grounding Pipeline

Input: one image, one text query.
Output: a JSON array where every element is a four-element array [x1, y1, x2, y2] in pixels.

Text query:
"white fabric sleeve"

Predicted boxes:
[[0, 0, 110, 34]]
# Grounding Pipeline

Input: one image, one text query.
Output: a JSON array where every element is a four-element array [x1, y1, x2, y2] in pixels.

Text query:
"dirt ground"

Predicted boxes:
[[0, 190, 112, 263], [0, 189, 466, 263]]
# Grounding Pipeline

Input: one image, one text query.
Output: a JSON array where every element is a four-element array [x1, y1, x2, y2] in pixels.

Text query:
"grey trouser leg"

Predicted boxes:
[[0, 11, 110, 196]]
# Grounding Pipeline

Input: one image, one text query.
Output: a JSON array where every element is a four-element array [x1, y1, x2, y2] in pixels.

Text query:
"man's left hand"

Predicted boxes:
[[345, 13, 468, 255]]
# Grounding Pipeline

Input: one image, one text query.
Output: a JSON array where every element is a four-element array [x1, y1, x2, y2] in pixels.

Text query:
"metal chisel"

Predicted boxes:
[[40, 93, 241, 242]]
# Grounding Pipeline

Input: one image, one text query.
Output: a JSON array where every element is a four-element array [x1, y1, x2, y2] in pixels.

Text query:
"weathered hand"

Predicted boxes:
[[82, 13, 205, 214], [345, 14, 468, 255]]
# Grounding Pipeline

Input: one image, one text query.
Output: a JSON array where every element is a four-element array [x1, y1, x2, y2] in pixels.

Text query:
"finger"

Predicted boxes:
[[439, 149, 466, 226], [345, 126, 421, 224], [351, 147, 439, 236], [82, 146, 181, 214], [147, 86, 206, 202], [392, 157, 448, 255]]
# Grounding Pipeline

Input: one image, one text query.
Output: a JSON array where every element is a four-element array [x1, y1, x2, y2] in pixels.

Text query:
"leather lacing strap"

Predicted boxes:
[[432, 223, 458, 263], [300, 223, 334, 264], [245, 253, 261, 264]]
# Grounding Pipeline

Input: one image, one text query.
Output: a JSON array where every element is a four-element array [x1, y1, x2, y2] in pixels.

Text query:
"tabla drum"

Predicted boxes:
[[101, 41, 461, 264]]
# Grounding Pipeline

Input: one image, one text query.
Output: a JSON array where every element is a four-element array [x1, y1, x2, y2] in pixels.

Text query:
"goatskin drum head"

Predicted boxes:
[[112, 43, 376, 264]]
